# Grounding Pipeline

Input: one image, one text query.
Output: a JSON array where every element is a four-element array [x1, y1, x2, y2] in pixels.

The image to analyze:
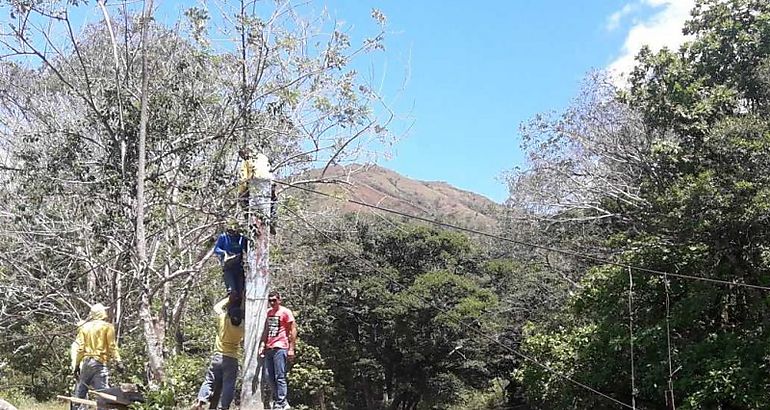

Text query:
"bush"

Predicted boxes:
[[288, 340, 338, 409], [129, 354, 208, 410]]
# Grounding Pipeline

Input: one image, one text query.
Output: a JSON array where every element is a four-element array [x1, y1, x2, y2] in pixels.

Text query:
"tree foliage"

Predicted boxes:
[[274, 220, 547, 409], [0, 0, 394, 401], [514, 1, 770, 408]]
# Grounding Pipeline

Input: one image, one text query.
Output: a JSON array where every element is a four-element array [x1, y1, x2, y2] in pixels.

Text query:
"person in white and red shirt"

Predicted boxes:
[[259, 290, 296, 410]]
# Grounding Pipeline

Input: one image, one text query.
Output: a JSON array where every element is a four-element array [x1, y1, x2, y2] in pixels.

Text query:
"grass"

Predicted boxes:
[[8, 399, 67, 410]]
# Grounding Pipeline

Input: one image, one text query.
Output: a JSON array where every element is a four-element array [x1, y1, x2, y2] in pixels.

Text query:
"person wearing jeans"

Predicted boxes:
[[70, 303, 123, 410], [213, 222, 247, 319], [195, 353, 238, 409], [194, 298, 244, 410], [259, 291, 296, 410]]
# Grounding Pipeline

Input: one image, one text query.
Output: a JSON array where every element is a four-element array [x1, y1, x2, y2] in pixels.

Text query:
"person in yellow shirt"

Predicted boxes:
[[70, 303, 122, 409], [237, 148, 278, 233], [238, 147, 256, 213], [194, 298, 245, 410]]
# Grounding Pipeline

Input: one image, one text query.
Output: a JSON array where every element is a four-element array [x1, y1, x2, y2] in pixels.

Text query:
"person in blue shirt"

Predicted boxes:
[[214, 220, 248, 316]]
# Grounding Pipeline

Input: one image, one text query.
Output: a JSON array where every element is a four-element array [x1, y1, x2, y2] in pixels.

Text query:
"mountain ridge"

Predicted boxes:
[[299, 164, 502, 229]]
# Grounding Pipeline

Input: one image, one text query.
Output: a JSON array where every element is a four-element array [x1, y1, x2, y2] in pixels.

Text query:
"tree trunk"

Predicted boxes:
[[315, 390, 326, 410], [136, 0, 164, 384], [241, 167, 274, 409]]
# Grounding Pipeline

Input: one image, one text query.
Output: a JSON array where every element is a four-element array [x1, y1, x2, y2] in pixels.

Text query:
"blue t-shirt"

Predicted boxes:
[[214, 233, 247, 269]]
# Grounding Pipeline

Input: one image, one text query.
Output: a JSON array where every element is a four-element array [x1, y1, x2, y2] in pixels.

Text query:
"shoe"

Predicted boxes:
[[272, 404, 291, 410]]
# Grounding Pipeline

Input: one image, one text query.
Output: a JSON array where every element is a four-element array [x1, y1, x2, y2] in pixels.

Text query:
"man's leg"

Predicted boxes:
[[263, 349, 277, 404], [74, 358, 103, 410], [273, 349, 289, 408], [238, 188, 249, 216], [196, 354, 223, 407], [223, 268, 245, 307], [90, 361, 110, 410], [217, 356, 239, 409], [91, 361, 110, 390], [223, 269, 237, 296], [71, 363, 89, 410], [229, 268, 246, 320]]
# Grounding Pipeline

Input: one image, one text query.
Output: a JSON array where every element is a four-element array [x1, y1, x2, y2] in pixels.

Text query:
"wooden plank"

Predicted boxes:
[[56, 395, 97, 407]]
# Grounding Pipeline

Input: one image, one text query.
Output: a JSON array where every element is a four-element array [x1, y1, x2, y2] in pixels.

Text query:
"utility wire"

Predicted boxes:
[[628, 266, 637, 410], [664, 275, 677, 410], [283, 206, 634, 409], [276, 180, 770, 291]]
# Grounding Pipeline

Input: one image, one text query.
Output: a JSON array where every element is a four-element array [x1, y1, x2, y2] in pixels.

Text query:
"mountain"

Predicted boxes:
[[293, 164, 502, 230]]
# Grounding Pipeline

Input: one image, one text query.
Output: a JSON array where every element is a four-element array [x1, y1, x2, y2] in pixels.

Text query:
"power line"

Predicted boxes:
[[276, 180, 770, 291], [664, 275, 677, 409], [628, 267, 637, 410], [283, 206, 635, 409]]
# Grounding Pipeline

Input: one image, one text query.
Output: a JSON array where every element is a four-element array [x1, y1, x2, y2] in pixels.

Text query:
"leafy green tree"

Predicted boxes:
[[515, 1, 770, 408], [0, 0, 395, 398], [281, 221, 505, 410]]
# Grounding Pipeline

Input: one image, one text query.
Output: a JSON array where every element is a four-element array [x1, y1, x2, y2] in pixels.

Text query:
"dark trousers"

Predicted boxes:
[[264, 348, 289, 407], [196, 353, 239, 409]]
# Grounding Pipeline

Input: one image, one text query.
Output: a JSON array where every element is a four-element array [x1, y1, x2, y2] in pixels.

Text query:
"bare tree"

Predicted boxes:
[[0, 0, 399, 391], [508, 72, 653, 223]]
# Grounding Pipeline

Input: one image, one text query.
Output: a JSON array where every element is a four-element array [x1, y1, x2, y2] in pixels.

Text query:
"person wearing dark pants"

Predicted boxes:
[[259, 291, 296, 410], [213, 221, 247, 319], [194, 298, 244, 410], [70, 303, 123, 410]]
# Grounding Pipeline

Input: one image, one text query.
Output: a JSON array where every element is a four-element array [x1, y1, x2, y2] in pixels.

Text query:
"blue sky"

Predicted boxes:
[[315, 0, 694, 202], [2, 0, 694, 203]]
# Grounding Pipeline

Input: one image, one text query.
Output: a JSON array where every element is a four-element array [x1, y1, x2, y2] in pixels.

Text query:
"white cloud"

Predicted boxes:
[[607, 0, 695, 85], [605, 3, 638, 32]]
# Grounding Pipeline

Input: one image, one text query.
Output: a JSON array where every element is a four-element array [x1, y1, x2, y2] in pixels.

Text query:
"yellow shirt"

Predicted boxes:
[[73, 319, 121, 368], [214, 299, 244, 359], [239, 155, 272, 192]]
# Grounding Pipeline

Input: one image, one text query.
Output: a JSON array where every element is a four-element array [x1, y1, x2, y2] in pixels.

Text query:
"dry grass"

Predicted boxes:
[[12, 400, 67, 410]]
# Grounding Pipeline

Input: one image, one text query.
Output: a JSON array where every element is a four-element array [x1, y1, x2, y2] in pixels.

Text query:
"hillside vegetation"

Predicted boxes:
[[2, 0, 770, 409]]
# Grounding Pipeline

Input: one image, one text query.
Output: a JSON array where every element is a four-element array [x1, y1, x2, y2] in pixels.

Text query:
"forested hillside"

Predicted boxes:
[[296, 164, 501, 230], [2, 0, 770, 409], [510, 0, 770, 408]]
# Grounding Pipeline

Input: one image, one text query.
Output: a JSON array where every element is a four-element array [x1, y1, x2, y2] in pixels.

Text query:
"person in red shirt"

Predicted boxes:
[[259, 290, 296, 410]]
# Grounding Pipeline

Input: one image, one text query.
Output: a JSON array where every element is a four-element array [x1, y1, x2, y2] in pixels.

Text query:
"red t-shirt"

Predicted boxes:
[[265, 305, 295, 350]]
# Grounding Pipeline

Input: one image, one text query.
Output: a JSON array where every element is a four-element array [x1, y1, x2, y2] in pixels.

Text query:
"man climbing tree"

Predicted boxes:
[[193, 298, 245, 410], [238, 148, 255, 217], [214, 220, 248, 318], [259, 291, 297, 410], [70, 303, 123, 409]]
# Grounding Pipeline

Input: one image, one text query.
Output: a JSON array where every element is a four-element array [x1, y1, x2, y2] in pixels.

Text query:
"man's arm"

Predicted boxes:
[[72, 329, 85, 374], [214, 298, 229, 315], [107, 324, 122, 364], [287, 321, 297, 354], [258, 318, 269, 355], [286, 311, 297, 361], [239, 160, 253, 184], [213, 234, 227, 260], [70, 340, 80, 374]]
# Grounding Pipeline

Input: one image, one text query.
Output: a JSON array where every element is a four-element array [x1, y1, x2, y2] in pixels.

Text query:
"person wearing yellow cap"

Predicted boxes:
[[70, 303, 122, 409], [193, 297, 244, 410]]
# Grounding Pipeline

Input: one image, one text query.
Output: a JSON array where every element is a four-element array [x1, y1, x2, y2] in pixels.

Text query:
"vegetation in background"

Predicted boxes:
[[3, 0, 770, 409], [513, 0, 770, 408]]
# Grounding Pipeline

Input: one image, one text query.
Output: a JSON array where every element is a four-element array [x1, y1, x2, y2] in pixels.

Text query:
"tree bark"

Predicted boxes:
[[136, 0, 165, 384], [240, 166, 274, 408]]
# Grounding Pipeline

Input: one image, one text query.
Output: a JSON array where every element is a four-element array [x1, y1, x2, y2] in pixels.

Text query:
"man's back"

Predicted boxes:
[[214, 299, 244, 359], [215, 312, 244, 358], [77, 319, 118, 364]]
